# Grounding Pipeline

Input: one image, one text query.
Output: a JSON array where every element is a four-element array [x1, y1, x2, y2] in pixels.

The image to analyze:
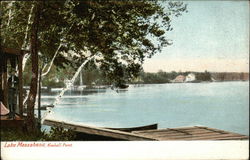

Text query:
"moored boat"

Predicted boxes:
[[105, 123, 158, 132]]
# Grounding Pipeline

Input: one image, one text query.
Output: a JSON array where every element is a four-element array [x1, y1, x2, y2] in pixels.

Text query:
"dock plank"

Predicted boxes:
[[133, 126, 249, 141], [153, 133, 244, 140], [43, 119, 156, 141]]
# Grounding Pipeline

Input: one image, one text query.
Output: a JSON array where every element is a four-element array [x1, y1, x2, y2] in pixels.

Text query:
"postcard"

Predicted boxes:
[[1, 1, 249, 159]]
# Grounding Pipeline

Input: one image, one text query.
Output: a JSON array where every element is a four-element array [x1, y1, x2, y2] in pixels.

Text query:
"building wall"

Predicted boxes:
[[185, 73, 196, 82], [173, 75, 186, 83]]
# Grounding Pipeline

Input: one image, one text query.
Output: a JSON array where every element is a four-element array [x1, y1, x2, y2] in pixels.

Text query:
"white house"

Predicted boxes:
[[185, 73, 196, 82]]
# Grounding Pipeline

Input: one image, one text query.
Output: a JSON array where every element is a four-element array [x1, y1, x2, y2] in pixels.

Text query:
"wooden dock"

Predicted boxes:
[[43, 119, 156, 141], [132, 126, 249, 140], [43, 119, 249, 141]]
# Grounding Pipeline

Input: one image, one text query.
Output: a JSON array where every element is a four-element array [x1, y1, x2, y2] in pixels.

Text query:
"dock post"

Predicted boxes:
[[18, 54, 23, 117]]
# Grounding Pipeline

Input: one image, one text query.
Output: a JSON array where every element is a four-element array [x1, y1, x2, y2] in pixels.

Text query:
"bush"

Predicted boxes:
[[1, 128, 45, 141], [1, 127, 76, 141], [43, 127, 76, 141]]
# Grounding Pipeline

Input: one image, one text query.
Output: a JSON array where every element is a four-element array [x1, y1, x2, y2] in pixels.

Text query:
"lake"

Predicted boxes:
[[43, 81, 249, 135]]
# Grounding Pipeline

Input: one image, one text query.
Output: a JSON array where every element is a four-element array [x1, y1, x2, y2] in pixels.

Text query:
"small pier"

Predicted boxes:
[[43, 119, 249, 141], [132, 126, 249, 140], [43, 119, 156, 141]]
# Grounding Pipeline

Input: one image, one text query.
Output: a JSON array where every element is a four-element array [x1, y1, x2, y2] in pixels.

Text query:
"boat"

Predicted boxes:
[[105, 123, 158, 132], [34, 104, 54, 110], [116, 84, 129, 89]]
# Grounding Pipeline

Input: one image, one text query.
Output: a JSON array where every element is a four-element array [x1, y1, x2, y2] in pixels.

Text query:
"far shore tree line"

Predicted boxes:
[[22, 62, 249, 88]]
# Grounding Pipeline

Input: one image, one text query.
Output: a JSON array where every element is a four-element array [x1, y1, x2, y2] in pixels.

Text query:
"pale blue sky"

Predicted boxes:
[[143, 1, 249, 72]]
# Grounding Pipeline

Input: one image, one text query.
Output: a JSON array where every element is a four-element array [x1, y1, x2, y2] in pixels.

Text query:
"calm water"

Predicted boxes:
[[43, 81, 249, 135]]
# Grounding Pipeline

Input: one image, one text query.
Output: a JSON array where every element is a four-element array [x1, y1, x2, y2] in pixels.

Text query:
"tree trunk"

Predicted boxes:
[[26, 3, 41, 133]]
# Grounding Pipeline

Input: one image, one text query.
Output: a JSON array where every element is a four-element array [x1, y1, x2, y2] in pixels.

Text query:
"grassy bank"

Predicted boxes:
[[1, 127, 76, 141]]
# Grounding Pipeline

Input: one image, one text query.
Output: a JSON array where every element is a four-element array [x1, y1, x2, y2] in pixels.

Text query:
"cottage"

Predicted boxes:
[[173, 75, 186, 83], [185, 73, 196, 82]]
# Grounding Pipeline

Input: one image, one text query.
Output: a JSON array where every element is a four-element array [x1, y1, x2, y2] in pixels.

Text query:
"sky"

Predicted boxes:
[[143, 1, 249, 73]]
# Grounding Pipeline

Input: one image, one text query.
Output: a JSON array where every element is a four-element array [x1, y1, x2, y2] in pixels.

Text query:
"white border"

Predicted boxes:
[[1, 141, 249, 160]]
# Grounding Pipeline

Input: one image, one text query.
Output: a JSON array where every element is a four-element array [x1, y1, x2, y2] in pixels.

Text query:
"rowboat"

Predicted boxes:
[[105, 123, 158, 132]]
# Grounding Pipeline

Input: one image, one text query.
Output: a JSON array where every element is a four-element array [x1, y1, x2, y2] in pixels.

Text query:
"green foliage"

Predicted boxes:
[[1, 127, 76, 141], [43, 80, 65, 88], [196, 70, 212, 81], [41, 65, 67, 88], [1, 0, 187, 84], [138, 70, 170, 84], [1, 128, 44, 141], [43, 127, 76, 141], [22, 59, 66, 87], [136, 70, 212, 84], [0, 1, 31, 49], [79, 60, 107, 86]]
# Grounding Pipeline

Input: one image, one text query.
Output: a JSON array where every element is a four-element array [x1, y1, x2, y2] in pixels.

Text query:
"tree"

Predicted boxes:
[[196, 70, 212, 81], [26, 2, 42, 132], [1, 1, 187, 132]]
